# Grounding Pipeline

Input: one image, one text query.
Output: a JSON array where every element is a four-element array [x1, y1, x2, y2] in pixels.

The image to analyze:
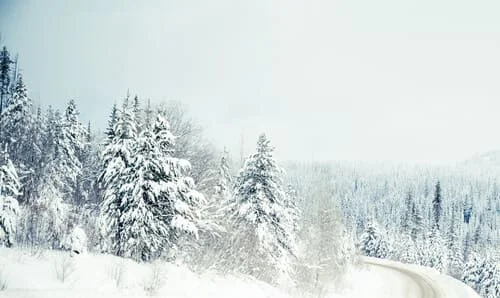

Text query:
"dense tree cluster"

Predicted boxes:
[[290, 161, 500, 296], [0, 44, 497, 297], [0, 45, 356, 296]]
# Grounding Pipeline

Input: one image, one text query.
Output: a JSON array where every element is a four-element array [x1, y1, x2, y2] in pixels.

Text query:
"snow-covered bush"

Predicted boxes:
[[62, 226, 87, 254]]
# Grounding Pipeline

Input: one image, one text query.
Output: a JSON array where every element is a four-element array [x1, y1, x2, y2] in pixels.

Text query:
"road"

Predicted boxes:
[[364, 258, 443, 298]]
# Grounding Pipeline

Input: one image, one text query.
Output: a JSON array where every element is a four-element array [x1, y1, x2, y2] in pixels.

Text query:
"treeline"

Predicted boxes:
[[0, 45, 353, 296]]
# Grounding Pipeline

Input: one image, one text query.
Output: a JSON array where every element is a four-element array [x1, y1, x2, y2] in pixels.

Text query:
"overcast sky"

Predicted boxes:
[[1, 0, 500, 163]]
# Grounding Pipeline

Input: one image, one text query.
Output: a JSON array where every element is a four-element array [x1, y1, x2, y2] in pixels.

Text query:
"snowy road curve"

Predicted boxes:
[[364, 259, 442, 298], [358, 257, 480, 298]]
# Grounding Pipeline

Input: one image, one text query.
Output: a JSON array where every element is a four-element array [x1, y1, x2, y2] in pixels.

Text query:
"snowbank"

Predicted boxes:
[[0, 248, 482, 298], [0, 247, 289, 298]]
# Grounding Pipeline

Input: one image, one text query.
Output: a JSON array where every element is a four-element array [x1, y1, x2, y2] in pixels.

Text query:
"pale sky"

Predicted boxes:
[[1, 0, 500, 163]]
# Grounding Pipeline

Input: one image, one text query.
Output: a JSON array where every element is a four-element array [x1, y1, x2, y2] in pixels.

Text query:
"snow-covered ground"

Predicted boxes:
[[336, 257, 480, 298], [0, 248, 289, 298], [0, 248, 480, 298]]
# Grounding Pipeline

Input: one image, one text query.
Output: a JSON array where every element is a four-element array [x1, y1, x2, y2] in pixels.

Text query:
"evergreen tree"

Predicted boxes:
[[463, 231, 473, 262], [0, 152, 20, 247], [433, 181, 442, 230], [401, 191, 413, 233], [116, 126, 171, 261], [1, 76, 34, 165], [144, 99, 153, 129], [99, 97, 137, 257], [153, 115, 205, 242], [35, 164, 68, 249], [78, 123, 100, 206], [99, 109, 205, 260], [359, 221, 391, 259], [213, 149, 233, 200], [105, 103, 118, 145], [410, 201, 423, 242], [0, 46, 13, 115], [63, 100, 86, 205], [424, 230, 447, 273], [446, 208, 464, 278], [0, 75, 36, 203], [228, 134, 296, 284], [133, 95, 142, 130], [462, 253, 500, 297]]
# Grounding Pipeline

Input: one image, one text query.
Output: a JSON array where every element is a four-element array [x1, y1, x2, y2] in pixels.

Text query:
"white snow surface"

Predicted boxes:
[[0, 247, 289, 298], [0, 248, 480, 298], [334, 257, 480, 298]]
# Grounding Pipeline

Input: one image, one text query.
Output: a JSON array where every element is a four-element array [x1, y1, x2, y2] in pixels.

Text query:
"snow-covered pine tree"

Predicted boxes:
[[433, 181, 442, 230], [462, 252, 483, 292], [410, 201, 423, 242], [228, 134, 296, 285], [62, 100, 87, 205], [28, 106, 72, 248], [34, 164, 68, 249], [478, 256, 500, 298], [401, 191, 413, 234], [359, 221, 391, 259], [132, 95, 143, 131], [79, 123, 101, 205], [144, 99, 153, 129], [200, 149, 233, 232], [446, 207, 464, 278], [214, 149, 232, 200], [99, 97, 137, 257], [0, 75, 35, 203], [462, 253, 500, 297], [153, 115, 206, 243], [0, 151, 20, 247], [154, 101, 217, 195], [0, 46, 13, 115], [424, 229, 447, 273], [116, 126, 171, 261], [397, 234, 418, 264], [100, 100, 205, 260], [26, 107, 44, 197], [105, 103, 118, 145]]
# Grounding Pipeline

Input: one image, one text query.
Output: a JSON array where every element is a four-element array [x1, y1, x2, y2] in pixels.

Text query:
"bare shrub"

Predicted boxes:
[[29, 244, 45, 259], [143, 262, 165, 296], [53, 253, 75, 283], [108, 260, 126, 288], [0, 266, 8, 291]]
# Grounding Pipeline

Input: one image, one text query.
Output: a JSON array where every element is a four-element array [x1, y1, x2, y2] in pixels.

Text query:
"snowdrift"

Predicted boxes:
[[0, 248, 289, 298]]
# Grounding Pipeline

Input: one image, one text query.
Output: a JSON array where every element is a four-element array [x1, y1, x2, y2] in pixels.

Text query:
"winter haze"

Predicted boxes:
[[2, 0, 500, 163], [0, 1, 499, 298]]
